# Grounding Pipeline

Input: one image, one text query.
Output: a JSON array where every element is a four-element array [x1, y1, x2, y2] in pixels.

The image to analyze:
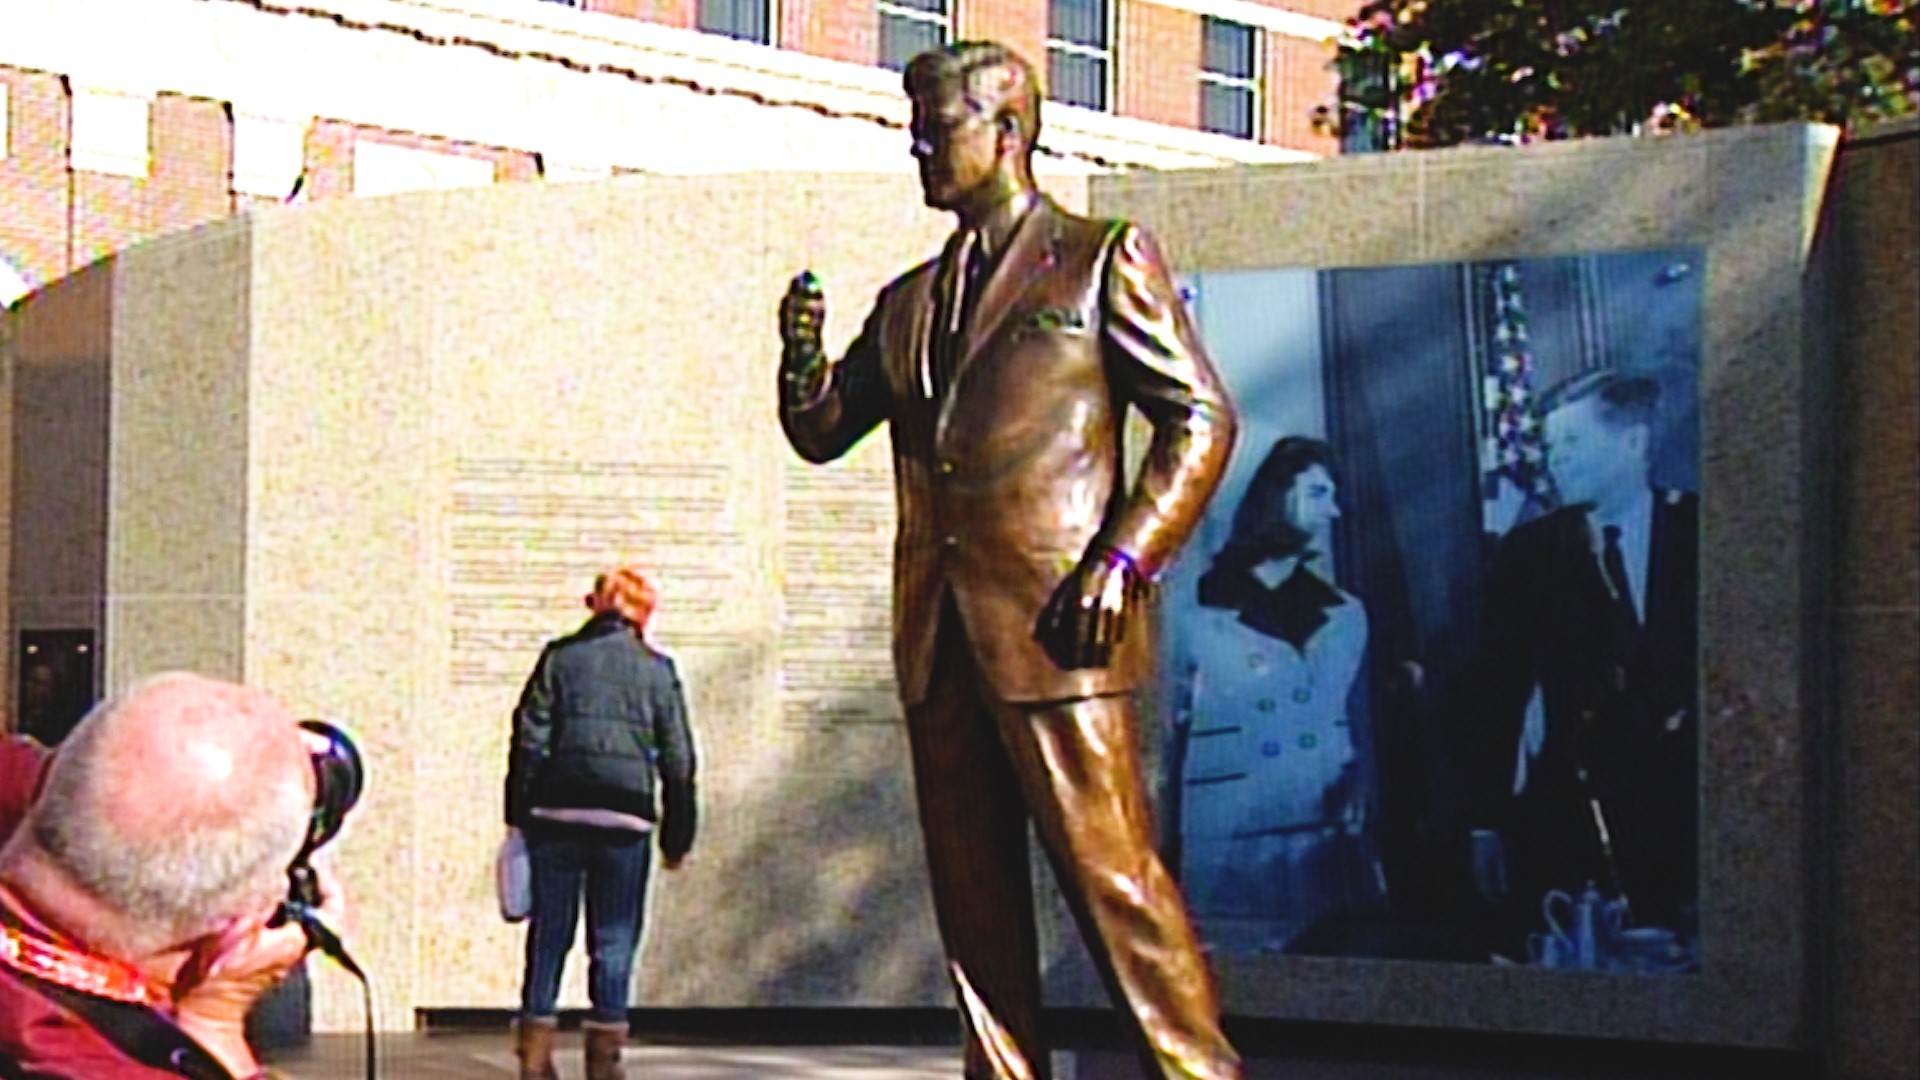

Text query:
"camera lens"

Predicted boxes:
[[298, 719, 364, 852]]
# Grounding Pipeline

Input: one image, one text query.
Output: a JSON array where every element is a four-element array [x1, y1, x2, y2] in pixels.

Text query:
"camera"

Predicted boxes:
[[271, 719, 373, 1075], [269, 720, 363, 964], [286, 719, 363, 906]]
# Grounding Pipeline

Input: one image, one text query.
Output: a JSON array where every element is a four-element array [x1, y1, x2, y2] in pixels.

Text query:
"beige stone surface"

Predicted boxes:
[[105, 223, 254, 686], [1, 262, 113, 719], [1830, 123, 1920, 616], [1829, 609, 1920, 1080], [1823, 119, 1919, 1080], [207, 172, 1100, 1029]]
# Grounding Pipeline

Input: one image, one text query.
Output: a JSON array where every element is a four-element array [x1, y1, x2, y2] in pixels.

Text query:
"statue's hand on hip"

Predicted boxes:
[[1036, 547, 1147, 670]]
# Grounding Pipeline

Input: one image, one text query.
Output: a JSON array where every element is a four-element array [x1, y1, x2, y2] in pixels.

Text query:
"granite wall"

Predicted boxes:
[[1816, 118, 1918, 1080]]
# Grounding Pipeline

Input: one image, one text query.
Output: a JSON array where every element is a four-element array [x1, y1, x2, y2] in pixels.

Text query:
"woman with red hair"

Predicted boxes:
[[504, 566, 698, 1080]]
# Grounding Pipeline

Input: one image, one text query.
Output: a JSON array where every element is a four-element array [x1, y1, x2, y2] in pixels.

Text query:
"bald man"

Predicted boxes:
[[0, 673, 347, 1080]]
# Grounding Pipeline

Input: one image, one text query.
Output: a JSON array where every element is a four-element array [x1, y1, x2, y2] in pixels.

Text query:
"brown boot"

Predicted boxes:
[[583, 1020, 628, 1080], [514, 1018, 558, 1080]]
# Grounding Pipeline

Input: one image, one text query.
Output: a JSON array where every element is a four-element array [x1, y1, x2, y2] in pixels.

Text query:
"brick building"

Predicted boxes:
[[1, 0, 1353, 305]]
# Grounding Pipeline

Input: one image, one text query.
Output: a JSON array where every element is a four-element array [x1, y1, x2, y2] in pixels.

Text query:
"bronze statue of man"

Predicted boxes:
[[776, 40, 1242, 1080]]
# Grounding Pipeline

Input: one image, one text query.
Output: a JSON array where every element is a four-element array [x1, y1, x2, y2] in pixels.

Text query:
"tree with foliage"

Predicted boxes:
[[1317, 0, 1919, 149]]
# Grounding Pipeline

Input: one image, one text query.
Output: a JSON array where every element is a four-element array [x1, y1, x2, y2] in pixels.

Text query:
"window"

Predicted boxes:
[[1200, 16, 1259, 140], [68, 88, 151, 178], [698, 0, 773, 45], [1047, 0, 1112, 112], [878, 1, 951, 72], [352, 141, 497, 198], [1335, 47, 1398, 152]]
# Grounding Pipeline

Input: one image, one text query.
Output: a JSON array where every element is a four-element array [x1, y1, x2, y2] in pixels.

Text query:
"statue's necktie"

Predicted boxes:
[[1602, 525, 1638, 628], [933, 229, 980, 400]]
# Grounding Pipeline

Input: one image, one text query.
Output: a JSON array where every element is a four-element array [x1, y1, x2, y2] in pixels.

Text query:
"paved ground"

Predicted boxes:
[[260, 1032, 1805, 1079], [267, 1035, 964, 1079]]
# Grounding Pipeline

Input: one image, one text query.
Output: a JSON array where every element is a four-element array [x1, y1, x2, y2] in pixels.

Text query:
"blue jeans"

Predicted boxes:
[[518, 822, 653, 1025]]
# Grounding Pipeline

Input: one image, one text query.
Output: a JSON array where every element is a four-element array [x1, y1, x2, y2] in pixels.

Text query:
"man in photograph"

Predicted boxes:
[[1464, 369, 1699, 957], [776, 40, 1241, 1080]]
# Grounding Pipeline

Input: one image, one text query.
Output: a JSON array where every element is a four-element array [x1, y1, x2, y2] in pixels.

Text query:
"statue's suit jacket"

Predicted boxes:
[[782, 197, 1237, 706]]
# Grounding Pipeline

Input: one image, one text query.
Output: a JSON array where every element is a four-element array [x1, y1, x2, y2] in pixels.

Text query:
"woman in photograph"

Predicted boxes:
[[1172, 436, 1381, 954]]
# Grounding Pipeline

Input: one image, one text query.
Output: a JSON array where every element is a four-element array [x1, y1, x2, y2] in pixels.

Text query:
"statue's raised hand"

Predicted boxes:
[[780, 270, 827, 360], [778, 271, 829, 404]]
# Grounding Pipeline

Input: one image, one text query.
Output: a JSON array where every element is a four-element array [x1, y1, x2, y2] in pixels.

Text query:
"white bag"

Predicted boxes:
[[496, 827, 531, 923]]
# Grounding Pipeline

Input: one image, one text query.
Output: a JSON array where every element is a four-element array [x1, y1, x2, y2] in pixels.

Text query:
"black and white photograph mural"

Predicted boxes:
[[1161, 249, 1703, 975]]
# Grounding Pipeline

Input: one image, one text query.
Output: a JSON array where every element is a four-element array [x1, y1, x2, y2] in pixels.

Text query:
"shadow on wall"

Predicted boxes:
[[666, 634, 1180, 1012], [7, 348, 111, 745], [636, 630, 952, 1010]]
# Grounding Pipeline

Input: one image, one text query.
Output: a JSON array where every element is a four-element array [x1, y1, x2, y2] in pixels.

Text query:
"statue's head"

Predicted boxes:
[[903, 41, 1042, 214]]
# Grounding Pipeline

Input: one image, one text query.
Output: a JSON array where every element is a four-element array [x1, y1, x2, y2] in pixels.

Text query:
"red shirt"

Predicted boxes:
[[0, 738, 45, 841], [0, 737, 199, 1079]]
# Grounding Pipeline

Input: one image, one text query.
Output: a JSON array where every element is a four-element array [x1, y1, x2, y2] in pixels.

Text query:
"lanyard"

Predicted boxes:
[[0, 900, 168, 1009]]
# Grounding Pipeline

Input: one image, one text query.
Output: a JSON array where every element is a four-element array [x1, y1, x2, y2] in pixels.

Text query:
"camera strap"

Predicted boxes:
[[14, 972, 239, 1080], [0, 915, 167, 1007], [0, 903, 235, 1079]]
